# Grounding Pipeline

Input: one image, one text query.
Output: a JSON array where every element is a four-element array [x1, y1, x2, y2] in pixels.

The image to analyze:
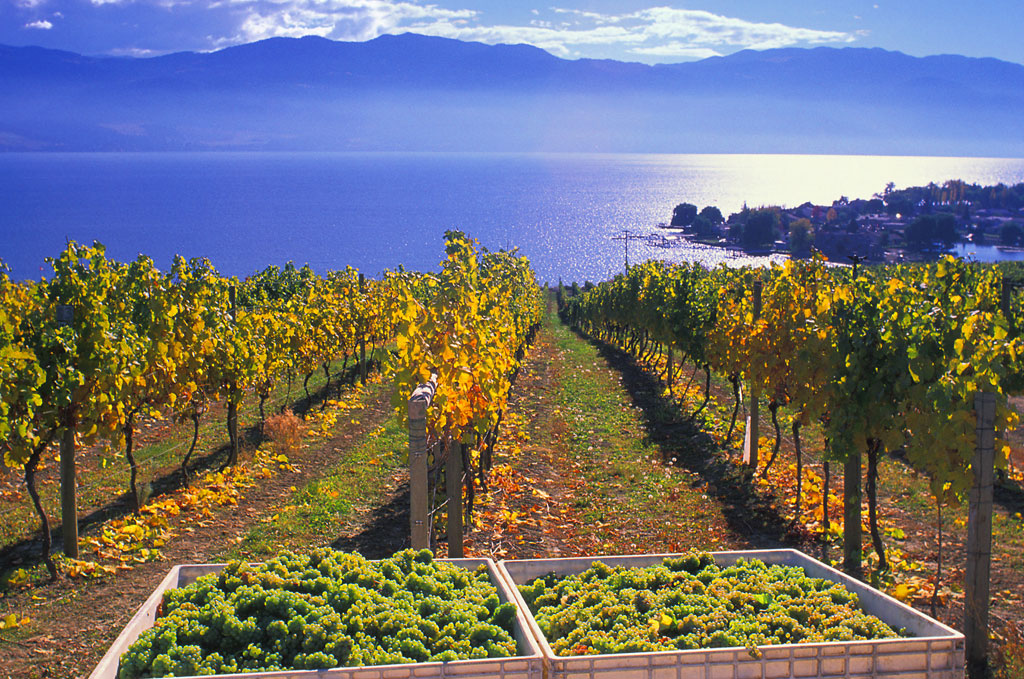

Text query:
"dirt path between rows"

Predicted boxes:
[[465, 313, 587, 560]]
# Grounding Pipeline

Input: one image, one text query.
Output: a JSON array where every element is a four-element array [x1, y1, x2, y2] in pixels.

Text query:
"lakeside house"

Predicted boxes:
[[671, 181, 1024, 261]]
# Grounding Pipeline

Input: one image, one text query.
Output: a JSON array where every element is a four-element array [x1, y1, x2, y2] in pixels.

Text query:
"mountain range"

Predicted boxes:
[[3, 33, 1024, 155]]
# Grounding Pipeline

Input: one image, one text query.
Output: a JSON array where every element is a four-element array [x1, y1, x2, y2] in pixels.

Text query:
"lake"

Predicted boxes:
[[4, 152, 1024, 283]]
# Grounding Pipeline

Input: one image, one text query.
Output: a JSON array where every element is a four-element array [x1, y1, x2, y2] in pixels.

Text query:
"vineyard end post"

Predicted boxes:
[[965, 391, 996, 678], [408, 378, 435, 550]]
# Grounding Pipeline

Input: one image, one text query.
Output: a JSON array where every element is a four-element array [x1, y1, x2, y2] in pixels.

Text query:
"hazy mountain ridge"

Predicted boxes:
[[3, 33, 1023, 154]]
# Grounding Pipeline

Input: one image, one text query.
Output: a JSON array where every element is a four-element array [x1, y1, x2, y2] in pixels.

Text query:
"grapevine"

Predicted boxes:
[[389, 232, 543, 535], [564, 256, 1023, 584], [0, 243, 399, 572]]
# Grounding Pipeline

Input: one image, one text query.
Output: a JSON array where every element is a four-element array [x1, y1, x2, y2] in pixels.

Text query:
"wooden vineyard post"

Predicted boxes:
[[358, 274, 367, 385], [843, 447, 863, 579], [843, 255, 864, 579], [743, 279, 762, 468], [666, 346, 674, 396], [446, 436, 464, 557], [56, 304, 78, 558], [1001, 280, 1013, 335], [408, 376, 436, 550], [60, 425, 78, 558], [227, 285, 239, 465], [965, 392, 996, 678]]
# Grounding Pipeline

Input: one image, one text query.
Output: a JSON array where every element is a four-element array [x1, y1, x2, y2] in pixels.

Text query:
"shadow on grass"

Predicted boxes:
[[995, 476, 1024, 519], [0, 360, 379, 577], [331, 483, 411, 559], [572, 326, 814, 552]]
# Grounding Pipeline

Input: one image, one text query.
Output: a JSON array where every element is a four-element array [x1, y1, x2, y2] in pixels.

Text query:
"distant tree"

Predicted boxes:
[[826, 207, 838, 223], [904, 213, 957, 250], [845, 218, 860, 234], [975, 219, 995, 244], [1001, 222, 1023, 246], [691, 215, 716, 238], [789, 218, 814, 256], [671, 203, 698, 227], [743, 209, 780, 249], [728, 220, 744, 242], [866, 198, 885, 213], [885, 195, 914, 218], [699, 205, 724, 224]]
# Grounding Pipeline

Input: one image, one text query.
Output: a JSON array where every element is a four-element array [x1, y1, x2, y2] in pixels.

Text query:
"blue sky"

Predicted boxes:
[[4, 0, 1022, 64]]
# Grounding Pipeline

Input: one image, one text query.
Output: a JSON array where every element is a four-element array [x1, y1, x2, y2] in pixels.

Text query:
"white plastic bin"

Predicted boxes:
[[497, 549, 965, 679], [90, 558, 543, 679]]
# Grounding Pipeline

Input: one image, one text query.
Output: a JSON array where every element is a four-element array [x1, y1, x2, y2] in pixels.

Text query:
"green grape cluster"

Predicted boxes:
[[118, 549, 518, 678], [518, 552, 904, 657]]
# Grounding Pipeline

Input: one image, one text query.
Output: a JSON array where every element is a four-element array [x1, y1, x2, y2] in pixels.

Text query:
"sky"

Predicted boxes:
[[3, 0, 1023, 65]]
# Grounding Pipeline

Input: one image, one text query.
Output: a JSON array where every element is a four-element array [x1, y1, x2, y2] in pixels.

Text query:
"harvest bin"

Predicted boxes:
[[497, 550, 964, 679], [89, 558, 543, 679]]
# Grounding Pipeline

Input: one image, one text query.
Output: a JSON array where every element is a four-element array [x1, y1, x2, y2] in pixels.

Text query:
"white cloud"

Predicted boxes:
[[390, 5, 854, 60], [215, 0, 477, 45], [56, 0, 857, 62], [630, 43, 721, 60], [551, 8, 623, 25], [107, 47, 159, 56], [25, 19, 53, 29], [625, 7, 853, 50]]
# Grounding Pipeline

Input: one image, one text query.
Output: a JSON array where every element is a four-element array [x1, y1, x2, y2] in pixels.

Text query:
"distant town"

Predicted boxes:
[[664, 180, 1024, 262]]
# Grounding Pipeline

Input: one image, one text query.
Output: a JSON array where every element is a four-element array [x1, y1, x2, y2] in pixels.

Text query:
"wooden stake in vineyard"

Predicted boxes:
[[666, 346, 673, 396], [965, 392, 996, 678], [408, 376, 437, 550], [843, 254, 866, 580], [226, 286, 239, 466], [358, 274, 367, 385], [742, 279, 762, 469], [446, 437, 464, 557], [56, 303, 78, 559]]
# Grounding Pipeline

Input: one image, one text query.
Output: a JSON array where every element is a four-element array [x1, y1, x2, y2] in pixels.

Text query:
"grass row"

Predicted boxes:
[[542, 309, 740, 555], [223, 377, 407, 560]]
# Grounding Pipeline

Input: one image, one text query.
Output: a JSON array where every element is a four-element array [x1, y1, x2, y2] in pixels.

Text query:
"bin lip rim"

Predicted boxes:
[[496, 548, 966, 662], [90, 556, 542, 679]]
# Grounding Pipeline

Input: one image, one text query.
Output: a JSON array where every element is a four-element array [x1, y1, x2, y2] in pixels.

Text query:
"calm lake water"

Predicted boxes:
[[4, 152, 1024, 283]]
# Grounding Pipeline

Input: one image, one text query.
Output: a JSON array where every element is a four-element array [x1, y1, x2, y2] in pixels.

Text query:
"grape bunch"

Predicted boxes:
[[517, 552, 903, 657], [118, 549, 518, 677]]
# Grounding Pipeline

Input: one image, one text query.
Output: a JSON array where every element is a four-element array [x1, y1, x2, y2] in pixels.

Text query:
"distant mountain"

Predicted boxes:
[[3, 33, 1024, 154]]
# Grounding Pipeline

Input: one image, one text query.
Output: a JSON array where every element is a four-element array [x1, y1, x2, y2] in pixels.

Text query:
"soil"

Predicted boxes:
[[463, 315, 590, 560]]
